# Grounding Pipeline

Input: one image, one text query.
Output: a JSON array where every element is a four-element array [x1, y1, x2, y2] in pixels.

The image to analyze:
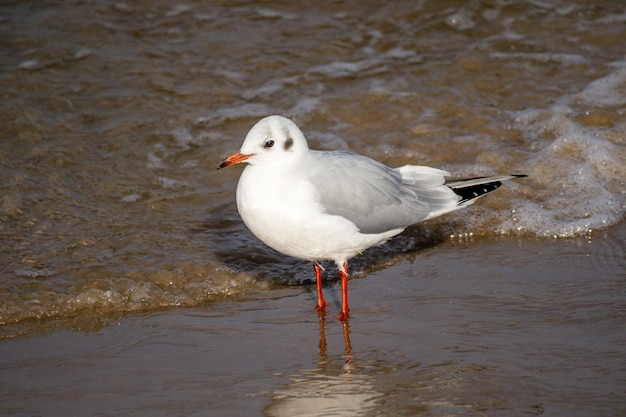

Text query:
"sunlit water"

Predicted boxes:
[[1, 0, 624, 330], [2, 233, 624, 416], [1, 7, 625, 414], [2, 3, 623, 415]]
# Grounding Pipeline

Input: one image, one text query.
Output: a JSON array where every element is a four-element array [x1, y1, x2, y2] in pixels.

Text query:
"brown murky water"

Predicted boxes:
[[3, 228, 625, 416], [1, 1, 625, 415]]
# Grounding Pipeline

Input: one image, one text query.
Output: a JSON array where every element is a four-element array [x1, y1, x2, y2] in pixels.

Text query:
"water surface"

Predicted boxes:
[[1, 0, 624, 329], [0, 1, 625, 414]]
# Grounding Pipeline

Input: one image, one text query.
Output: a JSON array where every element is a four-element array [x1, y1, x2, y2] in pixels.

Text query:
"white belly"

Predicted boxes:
[[235, 165, 401, 263]]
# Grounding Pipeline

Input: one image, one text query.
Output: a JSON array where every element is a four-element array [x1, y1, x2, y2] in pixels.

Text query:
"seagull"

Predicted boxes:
[[218, 115, 525, 320]]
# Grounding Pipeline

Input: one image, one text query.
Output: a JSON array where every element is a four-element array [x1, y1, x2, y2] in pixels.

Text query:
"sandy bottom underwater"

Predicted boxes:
[[2, 223, 624, 417]]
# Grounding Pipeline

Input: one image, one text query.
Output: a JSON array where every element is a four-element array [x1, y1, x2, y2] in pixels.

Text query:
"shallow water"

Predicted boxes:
[[2, 227, 624, 416], [1, 0, 625, 330]]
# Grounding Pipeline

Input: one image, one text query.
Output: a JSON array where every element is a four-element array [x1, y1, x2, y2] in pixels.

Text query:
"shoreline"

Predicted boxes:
[[2, 225, 624, 416]]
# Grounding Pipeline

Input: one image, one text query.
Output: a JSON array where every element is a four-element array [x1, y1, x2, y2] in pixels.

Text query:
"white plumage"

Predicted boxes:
[[218, 115, 525, 319]]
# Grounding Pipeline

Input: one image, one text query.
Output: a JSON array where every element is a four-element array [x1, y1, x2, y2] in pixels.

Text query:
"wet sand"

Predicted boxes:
[[2, 222, 624, 417]]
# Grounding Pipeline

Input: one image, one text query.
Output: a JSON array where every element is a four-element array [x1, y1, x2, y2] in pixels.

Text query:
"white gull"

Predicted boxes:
[[218, 115, 525, 320]]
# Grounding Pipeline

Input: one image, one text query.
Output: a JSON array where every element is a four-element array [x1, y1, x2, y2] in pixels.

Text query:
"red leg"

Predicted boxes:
[[314, 261, 328, 312], [338, 262, 350, 321]]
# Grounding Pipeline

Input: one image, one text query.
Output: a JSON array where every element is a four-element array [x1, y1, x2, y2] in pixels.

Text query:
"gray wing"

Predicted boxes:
[[307, 151, 451, 234]]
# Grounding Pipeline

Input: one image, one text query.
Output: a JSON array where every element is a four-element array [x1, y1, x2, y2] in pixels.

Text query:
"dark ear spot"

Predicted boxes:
[[284, 137, 294, 151]]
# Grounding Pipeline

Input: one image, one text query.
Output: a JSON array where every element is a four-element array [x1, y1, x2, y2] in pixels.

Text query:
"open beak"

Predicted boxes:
[[217, 150, 251, 170]]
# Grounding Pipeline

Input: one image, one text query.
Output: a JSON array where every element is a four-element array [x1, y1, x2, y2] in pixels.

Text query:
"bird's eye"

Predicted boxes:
[[264, 140, 275, 148]]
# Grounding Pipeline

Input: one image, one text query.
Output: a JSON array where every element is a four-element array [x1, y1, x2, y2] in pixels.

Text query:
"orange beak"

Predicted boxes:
[[217, 150, 252, 170]]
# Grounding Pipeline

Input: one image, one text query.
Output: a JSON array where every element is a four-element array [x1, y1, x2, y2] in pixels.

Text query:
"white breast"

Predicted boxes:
[[235, 164, 402, 263]]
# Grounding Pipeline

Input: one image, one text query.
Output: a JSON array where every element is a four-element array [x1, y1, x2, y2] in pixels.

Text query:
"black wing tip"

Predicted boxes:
[[452, 174, 526, 205], [454, 182, 502, 205]]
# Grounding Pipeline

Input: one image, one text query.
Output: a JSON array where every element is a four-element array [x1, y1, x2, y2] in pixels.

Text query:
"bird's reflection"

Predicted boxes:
[[318, 312, 351, 359], [265, 316, 382, 417]]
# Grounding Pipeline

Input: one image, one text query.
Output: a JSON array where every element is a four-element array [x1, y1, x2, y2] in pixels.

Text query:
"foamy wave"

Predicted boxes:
[[575, 64, 626, 107], [496, 68, 626, 237], [0, 266, 266, 326]]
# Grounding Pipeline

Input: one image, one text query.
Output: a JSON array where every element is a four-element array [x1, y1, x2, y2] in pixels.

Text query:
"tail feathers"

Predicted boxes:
[[446, 174, 527, 206]]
